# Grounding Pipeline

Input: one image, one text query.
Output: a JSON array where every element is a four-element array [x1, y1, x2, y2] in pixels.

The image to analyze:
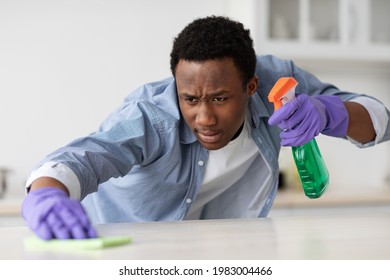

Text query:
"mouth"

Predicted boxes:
[[196, 129, 223, 144]]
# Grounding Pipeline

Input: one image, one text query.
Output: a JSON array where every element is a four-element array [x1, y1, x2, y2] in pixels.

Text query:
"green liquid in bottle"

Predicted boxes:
[[292, 139, 329, 198]]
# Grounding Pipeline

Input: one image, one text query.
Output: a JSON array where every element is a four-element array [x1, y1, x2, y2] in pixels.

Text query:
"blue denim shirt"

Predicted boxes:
[[37, 55, 390, 223]]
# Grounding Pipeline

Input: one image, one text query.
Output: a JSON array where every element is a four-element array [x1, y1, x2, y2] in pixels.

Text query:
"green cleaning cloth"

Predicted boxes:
[[24, 235, 132, 251]]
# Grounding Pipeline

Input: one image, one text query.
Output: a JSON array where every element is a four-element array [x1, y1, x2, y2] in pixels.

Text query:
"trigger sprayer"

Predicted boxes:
[[268, 77, 329, 199]]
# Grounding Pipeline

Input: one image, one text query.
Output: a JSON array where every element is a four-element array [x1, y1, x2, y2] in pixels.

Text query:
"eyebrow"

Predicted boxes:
[[179, 90, 229, 98]]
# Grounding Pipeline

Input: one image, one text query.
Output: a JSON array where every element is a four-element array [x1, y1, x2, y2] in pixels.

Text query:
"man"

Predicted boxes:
[[22, 16, 390, 240]]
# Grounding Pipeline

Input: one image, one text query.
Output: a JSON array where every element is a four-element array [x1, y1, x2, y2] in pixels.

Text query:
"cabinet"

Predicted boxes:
[[255, 0, 390, 63]]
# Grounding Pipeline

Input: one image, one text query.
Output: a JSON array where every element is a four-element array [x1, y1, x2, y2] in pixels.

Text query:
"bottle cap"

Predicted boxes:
[[268, 77, 298, 110]]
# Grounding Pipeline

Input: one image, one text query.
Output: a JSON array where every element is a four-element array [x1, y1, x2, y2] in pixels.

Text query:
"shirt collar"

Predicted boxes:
[[248, 91, 271, 128], [179, 114, 197, 144]]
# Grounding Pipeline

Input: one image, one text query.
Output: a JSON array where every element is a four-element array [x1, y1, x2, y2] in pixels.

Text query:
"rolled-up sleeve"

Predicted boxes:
[[348, 96, 389, 147], [25, 161, 81, 200]]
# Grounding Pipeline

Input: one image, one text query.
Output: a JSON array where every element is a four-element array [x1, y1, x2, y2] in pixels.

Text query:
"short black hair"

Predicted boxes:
[[170, 16, 256, 88]]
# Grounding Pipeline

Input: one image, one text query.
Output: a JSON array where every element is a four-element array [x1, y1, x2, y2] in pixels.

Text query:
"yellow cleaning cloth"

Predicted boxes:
[[24, 235, 132, 250]]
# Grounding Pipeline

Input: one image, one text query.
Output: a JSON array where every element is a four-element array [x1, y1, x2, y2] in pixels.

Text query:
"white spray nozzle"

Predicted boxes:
[[280, 85, 297, 106]]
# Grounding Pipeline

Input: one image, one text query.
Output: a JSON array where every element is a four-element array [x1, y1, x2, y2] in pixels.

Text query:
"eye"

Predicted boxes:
[[184, 97, 198, 104], [213, 97, 227, 103]]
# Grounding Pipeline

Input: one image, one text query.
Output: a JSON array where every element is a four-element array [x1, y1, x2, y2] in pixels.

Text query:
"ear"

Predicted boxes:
[[247, 75, 259, 97]]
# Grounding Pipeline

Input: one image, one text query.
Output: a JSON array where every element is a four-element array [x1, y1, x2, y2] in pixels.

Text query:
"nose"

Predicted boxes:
[[195, 102, 217, 126]]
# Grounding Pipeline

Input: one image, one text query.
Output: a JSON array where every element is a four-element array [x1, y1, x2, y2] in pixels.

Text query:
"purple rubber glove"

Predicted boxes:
[[22, 187, 97, 240], [268, 94, 349, 146]]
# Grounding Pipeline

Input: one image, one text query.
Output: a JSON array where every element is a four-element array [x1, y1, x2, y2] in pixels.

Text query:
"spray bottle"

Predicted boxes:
[[268, 77, 329, 198]]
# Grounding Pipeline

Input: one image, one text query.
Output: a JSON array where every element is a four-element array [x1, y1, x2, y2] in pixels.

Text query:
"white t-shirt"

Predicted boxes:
[[185, 113, 271, 219]]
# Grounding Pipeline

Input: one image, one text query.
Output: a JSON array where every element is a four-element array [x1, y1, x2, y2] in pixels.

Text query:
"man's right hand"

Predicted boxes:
[[22, 187, 97, 240]]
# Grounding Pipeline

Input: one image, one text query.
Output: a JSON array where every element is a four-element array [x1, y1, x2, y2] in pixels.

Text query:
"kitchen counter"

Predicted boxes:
[[0, 198, 22, 216], [269, 190, 390, 217], [0, 198, 24, 227], [0, 212, 389, 259], [273, 189, 390, 208]]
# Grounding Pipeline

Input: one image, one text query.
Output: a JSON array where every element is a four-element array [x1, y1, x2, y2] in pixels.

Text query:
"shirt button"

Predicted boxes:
[[197, 160, 204, 166], [186, 198, 192, 204]]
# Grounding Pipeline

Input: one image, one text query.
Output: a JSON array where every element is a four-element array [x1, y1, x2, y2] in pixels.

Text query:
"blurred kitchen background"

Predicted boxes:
[[0, 0, 389, 224]]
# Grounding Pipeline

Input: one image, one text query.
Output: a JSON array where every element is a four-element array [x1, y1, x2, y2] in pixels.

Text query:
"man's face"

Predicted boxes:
[[175, 58, 257, 150]]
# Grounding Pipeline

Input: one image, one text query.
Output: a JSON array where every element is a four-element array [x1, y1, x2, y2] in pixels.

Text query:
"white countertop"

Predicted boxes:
[[1, 190, 390, 259], [1, 212, 389, 259]]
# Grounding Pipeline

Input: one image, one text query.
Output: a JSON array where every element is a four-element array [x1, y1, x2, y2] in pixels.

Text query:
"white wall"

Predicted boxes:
[[0, 0, 227, 196], [0, 0, 389, 198]]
